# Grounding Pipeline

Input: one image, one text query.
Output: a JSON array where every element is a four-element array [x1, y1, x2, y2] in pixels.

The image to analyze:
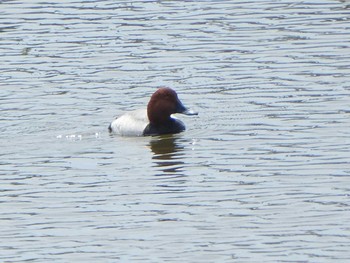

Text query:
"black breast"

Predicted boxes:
[[143, 119, 186, 136]]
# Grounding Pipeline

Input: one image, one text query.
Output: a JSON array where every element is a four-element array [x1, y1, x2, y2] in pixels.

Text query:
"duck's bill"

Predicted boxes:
[[176, 99, 198, 116], [182, 108, 198, 115]]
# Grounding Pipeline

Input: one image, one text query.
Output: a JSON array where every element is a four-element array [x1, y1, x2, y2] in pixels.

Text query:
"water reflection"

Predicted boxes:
[[149, 135, 185, 176]]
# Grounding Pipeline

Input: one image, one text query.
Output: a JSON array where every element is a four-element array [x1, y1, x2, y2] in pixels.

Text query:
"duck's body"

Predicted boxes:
[[109, 87, 197, 136], [109, 109, 148, 136]]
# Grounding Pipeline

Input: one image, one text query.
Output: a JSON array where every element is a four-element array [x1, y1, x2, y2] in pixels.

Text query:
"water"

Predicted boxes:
[[1, 0, 350, 262]]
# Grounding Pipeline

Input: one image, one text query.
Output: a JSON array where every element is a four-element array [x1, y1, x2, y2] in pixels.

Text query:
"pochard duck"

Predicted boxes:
[[109, 87, 197, 136]]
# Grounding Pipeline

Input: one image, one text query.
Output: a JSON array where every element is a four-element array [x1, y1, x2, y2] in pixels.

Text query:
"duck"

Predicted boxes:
[[108, 87, 197, 136]]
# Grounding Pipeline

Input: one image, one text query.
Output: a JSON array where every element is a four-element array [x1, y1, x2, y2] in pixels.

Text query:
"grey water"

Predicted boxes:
[[1, 0, 350, 262]]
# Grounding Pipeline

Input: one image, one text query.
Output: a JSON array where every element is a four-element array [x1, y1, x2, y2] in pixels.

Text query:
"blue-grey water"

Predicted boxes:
[[1, 0, 350, 262]]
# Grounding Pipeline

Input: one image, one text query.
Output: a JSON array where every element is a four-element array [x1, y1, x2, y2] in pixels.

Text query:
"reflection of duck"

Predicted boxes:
[[149, 135, 185, 175]]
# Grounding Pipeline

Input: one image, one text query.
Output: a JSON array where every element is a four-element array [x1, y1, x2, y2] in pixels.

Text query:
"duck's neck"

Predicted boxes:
[[147, 106, 172, 124]]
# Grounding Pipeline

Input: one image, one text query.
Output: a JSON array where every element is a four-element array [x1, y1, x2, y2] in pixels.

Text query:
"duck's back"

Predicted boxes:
[[109, 109, 148, 136]]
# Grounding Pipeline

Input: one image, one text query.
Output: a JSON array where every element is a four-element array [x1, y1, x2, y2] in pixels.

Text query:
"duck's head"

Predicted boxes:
[[147, 87, 197, 125]]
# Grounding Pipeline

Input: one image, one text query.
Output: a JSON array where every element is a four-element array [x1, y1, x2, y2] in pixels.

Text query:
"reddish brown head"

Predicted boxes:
[[147, 87, 196, 125]]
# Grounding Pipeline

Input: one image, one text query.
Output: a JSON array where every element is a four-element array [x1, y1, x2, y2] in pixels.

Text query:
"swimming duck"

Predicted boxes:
[[109, 87, 197, 136]]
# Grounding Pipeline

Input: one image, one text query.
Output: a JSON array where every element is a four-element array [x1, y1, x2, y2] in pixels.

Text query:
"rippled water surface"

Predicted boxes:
[[1, 0, 350, 262]]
